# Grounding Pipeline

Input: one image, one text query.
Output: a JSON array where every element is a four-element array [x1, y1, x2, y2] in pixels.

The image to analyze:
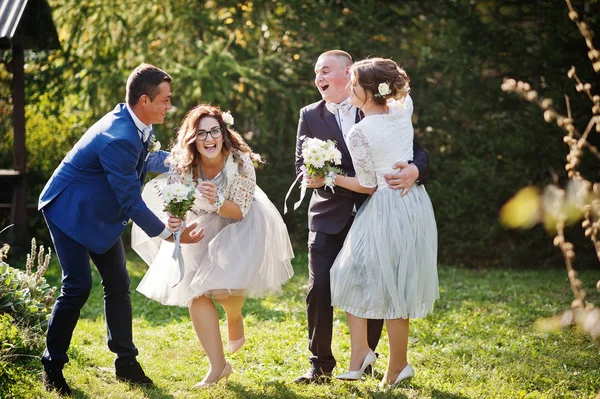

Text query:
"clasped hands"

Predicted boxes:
[[303, 161, 419, 196], [165, 181, 219, 244]]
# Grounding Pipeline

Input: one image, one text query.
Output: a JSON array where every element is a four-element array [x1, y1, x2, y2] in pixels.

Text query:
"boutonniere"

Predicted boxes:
[[148, 135, 161, 153], [145, 135, 161, 161]]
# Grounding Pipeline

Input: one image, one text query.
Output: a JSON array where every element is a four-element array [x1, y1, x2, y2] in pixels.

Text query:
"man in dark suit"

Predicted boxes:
[[294, 50, 429, 384], [38, 64, 203, 396]]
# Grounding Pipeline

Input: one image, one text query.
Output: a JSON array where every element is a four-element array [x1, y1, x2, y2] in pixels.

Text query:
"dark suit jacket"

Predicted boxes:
[[295, 100, 429, 235]]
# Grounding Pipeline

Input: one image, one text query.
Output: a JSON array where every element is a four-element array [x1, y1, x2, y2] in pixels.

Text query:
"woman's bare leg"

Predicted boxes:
[[215, 293, 245, 341], [384, 318, 409, 383], [346, 312, 372, 370], [189, 295, 226, 383]]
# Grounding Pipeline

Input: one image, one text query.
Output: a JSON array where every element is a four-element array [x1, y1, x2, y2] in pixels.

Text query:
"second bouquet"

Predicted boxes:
[[162, 182, 195, 287]]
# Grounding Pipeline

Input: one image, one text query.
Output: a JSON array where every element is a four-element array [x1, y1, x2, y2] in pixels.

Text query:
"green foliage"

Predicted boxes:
[[1, 0, 598, 266], [0, 313, 43, 363], [389, 0, 599, 266], [0, 313, 46, 399], [0, 242, 56, 330], [0, 241, 56, 397]]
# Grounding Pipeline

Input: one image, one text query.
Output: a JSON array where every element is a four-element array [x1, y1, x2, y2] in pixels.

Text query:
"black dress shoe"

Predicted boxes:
[[115, 358, 153, 385], [293, 367, 333, 384], [42, 369, 72, 396]]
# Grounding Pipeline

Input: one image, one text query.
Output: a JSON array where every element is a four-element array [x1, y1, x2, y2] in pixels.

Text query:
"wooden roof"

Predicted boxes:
[[0, 0, 60, 50]]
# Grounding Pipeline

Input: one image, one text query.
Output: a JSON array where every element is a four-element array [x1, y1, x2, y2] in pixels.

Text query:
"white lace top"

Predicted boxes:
[[167, 153, 256, 217], [346, 96, 414, 189]]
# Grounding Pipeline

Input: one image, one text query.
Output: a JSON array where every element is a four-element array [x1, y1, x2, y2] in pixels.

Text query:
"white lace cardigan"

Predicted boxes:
[[166, 152, 256, 217]]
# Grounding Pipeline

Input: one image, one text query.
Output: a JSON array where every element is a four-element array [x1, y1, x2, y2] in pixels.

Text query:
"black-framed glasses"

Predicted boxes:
[[195, 127, 223, 141]]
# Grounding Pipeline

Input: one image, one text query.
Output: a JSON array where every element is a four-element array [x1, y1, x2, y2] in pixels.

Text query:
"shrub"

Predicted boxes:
[[0, 238, 56, 398], [0, 313, 40, 362], [0, 239, 56, 331]]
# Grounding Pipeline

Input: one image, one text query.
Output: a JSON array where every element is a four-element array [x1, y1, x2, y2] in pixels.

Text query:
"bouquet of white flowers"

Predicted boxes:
[[162, 183, 195, 287], [284, 136, 343, 214], [162, 183, 195, 219], [301, 137, 343, 190]]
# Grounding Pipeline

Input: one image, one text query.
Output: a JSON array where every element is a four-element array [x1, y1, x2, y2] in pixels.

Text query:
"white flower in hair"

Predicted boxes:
[[378, 82, 392, 97], [222, 111, 234, 126]]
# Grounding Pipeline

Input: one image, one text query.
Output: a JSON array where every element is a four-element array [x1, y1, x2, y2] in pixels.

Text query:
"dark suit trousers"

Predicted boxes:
[[41, 213, 138, 370], [306, 217, 384, 372]]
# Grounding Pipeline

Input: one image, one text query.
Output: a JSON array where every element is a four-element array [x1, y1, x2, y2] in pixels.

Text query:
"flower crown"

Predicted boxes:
[[222, 111, 234, 126], [373, 82, 392, 99]]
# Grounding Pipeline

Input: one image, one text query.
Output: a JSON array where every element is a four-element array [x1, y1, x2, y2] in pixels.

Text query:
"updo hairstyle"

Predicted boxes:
[[351, 57, 410, 105]]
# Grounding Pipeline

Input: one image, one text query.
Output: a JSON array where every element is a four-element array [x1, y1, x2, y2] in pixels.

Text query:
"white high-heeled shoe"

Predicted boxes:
[[379, 364, 414, 388], [336, 350, 377, 380], [194, 362, 233, 389], [228, 336, 245, 354]]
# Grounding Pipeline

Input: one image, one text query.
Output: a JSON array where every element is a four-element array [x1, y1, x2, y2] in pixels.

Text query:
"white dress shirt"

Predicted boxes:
[[125, 104, 172, 239], [325, 98, 356, 145], [125, 104, 152, 142], [325, 98, 359, 214]]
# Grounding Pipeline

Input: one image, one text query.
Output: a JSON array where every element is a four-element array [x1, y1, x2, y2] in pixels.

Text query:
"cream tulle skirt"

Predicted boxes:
[[132, 174, 294, 307]]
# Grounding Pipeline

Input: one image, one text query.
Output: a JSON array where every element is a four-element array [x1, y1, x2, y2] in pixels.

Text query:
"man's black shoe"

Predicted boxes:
[[115, 358, 153, 385], [42, 369, 72, 396], [293, 367, 332, 384]]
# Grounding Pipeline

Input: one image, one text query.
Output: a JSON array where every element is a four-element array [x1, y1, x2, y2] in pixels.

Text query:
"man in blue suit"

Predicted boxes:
[[38, 64, 203, 396]]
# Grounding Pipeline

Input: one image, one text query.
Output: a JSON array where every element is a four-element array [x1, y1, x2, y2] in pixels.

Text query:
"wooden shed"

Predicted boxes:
[[0, 0, 60, 248]]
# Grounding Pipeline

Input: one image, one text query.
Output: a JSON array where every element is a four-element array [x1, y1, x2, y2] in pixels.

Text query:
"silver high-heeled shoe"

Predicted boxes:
[[194, 362, 233, 389], [379, 364, 414, 388], [336, 350, 377, 380]]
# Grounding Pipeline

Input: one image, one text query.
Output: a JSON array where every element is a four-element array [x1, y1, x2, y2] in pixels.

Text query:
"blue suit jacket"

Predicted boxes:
[[39, 104, 169, 254]]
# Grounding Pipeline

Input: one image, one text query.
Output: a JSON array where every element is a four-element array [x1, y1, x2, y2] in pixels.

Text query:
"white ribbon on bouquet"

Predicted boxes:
[[283, 167, 308, 215], [170, 221, 186, 288], [283, 166, 337, 214]]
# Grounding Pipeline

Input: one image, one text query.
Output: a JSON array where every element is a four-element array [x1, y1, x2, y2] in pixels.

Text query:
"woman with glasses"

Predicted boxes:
[[131, 104, 294, 388]]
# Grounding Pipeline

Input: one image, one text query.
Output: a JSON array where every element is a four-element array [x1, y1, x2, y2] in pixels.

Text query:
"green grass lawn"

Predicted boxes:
[[5, 250, 600, 399]]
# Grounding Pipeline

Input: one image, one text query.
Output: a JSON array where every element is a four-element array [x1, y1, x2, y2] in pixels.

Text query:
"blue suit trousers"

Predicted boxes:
[[41, 211, 138, 369]]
